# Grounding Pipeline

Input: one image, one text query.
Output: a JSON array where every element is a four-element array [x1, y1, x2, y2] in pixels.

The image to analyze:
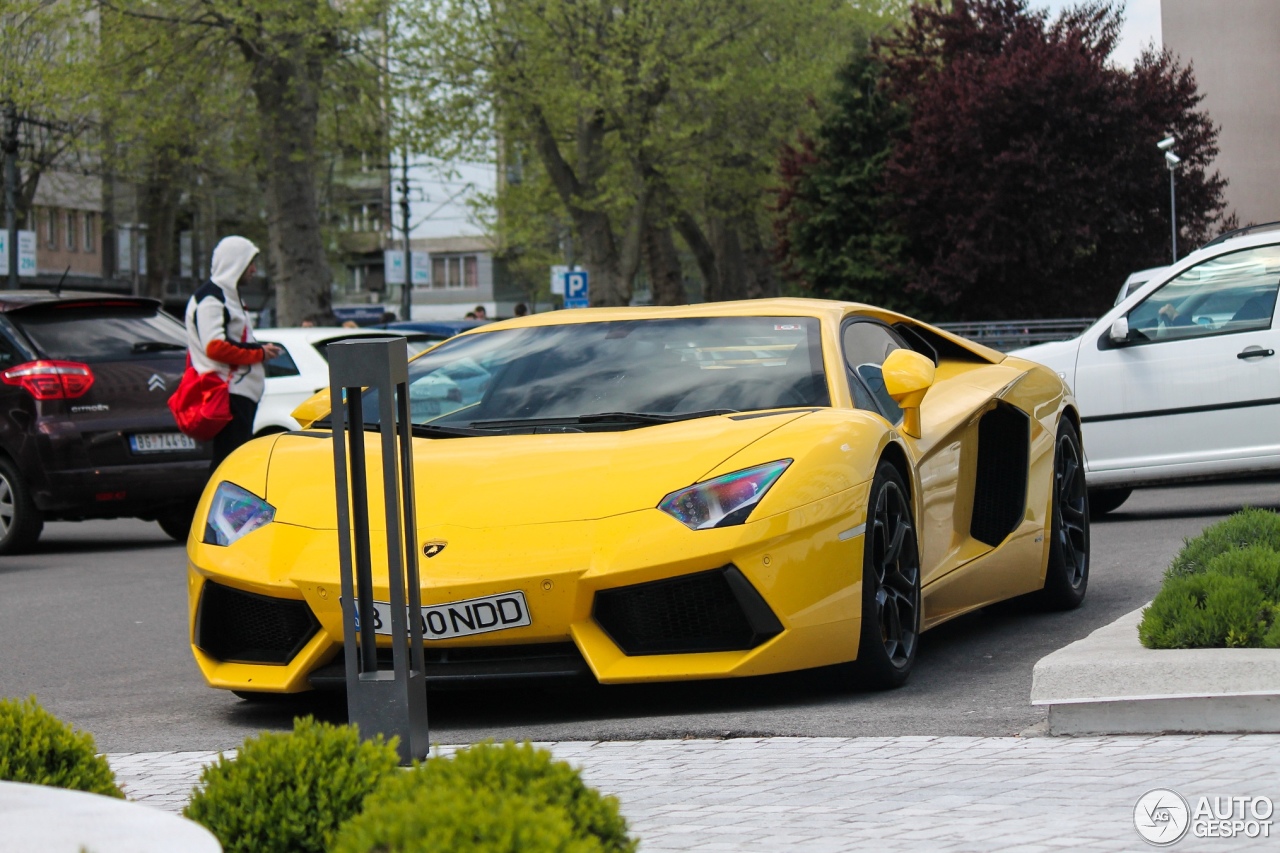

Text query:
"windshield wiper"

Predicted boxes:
[[410, 423, 492, 438], [132, 341, 187, 353], [467, 410, 737, 430]]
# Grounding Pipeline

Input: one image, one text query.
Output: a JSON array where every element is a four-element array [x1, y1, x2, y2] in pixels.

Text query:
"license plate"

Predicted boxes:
[[129, 432, 198, 453], [354, 590, 531, 640]]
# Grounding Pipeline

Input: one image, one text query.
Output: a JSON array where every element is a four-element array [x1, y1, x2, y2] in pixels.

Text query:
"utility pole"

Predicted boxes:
[[399, 149, 412, 321], [3, 105, 19, 289]]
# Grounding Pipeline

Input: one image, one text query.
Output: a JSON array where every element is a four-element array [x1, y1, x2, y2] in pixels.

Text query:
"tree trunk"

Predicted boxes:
[[643, 211, 686, 306], [141, 153, 179, 302], [249, 53, 331, 326], [708, 217, 748, 302], [673, 209, 717, 302], [739, 215, 780, 299]]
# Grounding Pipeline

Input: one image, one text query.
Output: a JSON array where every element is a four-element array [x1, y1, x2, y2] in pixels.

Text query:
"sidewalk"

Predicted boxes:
[[109, 734, 1280, 852]]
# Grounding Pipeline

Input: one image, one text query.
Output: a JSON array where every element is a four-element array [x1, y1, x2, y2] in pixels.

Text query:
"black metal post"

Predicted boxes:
[[329, 336, 428, 764]]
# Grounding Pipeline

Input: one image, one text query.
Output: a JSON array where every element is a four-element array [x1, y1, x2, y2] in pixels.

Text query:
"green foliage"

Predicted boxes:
[[183, 716, 400, 853], [1139, 570, 1270, 649], [335, 741, 636, 853], [1166, 507, 1280, 579], [330, 784, 604, 853], [0, 696, 122, 798]]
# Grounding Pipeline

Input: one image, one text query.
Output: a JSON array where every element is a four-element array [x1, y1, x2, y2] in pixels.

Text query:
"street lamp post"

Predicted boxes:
[[1157, 136, 1181, 263]]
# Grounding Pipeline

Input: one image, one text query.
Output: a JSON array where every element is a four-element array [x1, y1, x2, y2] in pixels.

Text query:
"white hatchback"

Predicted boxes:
[[252, 327, 435, 435], [1012, 228, 1280, 514]]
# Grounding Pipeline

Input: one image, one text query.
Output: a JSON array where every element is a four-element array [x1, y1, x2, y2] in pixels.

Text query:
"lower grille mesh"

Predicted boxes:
[[593, 566, 781, 655], [196, 581, 319, 664]]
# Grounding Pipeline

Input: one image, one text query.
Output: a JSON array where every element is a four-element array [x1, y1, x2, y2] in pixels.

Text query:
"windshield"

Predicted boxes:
[[354, 316, 829, 433]]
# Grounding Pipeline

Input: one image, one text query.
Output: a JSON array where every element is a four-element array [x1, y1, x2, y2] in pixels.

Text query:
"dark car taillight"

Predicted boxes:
[[1, 360, 95, 399]]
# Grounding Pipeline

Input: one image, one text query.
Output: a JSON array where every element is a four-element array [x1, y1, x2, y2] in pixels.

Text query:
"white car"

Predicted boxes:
[[1012, 227, 1280, 515], [1114, 266, 1169, 306], [252, 327, 435, 435]]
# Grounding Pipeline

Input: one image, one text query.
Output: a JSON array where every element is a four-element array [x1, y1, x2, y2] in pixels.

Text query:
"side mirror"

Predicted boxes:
[[882, 349, 935, 438], [291, 389, 332, 429], [1109, 316, 1130, 344]]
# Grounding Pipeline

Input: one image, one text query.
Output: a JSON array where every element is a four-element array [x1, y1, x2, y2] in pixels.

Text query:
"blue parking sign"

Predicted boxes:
[[563, 270, 589, 308]]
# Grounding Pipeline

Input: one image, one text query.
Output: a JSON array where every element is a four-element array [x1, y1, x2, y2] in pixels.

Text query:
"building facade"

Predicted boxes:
[[1162, 0, 1280, 226]]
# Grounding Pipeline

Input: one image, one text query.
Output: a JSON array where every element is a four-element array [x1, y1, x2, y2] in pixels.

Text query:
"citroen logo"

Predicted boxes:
[[422, 540, 447, 558], [147, 374, 166, 392]]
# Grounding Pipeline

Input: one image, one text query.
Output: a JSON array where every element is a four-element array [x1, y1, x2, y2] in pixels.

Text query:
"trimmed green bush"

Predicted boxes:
[[1166, 507, 1280, 578], [0, 695, 122, 797], [330, 783, 604, 853], [337, 741, 636, 853], [184, 716, 400, 853], [1139, 569, 1271, 649]]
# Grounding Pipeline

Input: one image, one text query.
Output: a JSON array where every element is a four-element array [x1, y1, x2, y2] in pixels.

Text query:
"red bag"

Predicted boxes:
[[168, 359, 231, 441]]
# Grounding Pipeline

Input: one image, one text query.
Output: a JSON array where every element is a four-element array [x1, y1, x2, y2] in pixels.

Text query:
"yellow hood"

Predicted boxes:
[[265, 412, 811, 530]]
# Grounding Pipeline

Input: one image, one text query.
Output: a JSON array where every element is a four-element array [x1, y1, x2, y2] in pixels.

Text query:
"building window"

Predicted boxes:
[[44, 208, 57, 248], [83, 213, 95, 253], [430, 254, 478, 289], [464, 256, 478, 288], [65, 211, 77, 251], [432, 256, 446, 289]]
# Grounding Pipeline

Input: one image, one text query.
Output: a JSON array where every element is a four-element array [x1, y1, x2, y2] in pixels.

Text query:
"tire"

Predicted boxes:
[[157, 502, 197, 543], [854, 461, 921, 689], [1033, 420, 1090, 610], [1087, 487, 1132, 517], [0, 456, 43, 555]]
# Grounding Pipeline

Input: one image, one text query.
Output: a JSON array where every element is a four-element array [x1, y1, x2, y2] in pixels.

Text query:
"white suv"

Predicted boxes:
[[1013, 227, 1280, 514]]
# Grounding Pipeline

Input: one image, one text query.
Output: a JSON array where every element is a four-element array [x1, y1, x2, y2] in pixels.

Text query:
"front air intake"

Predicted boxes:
[[195, 581, 319, 664], [593, 566, 783, 656]]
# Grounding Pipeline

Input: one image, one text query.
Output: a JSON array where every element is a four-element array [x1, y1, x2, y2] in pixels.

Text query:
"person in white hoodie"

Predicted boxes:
[[184, 236, 281, 471]]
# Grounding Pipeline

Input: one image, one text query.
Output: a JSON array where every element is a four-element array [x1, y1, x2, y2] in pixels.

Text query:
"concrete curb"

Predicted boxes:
[[0, 779, 221, 852], [1031, 604, 1280, 735]]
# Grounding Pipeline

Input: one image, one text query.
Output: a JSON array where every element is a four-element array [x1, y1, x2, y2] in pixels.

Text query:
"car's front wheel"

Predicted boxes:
[[0, 457, 43, 554], [1033, 420, 1090, 610], [854, 461, 921, 689]]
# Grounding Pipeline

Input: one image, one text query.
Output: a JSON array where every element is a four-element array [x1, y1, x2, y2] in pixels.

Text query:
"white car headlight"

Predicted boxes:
[[658, 460, 791, 530], [203, 481, 275, 546]]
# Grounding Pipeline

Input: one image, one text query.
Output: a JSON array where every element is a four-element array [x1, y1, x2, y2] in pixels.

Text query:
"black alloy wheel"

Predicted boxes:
[[0, 456, 43, 555], [855, 462, 921, 688], [1034, 420, 1090, 610]]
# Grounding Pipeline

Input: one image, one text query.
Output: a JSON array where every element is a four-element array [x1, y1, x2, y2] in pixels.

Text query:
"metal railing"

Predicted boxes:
[[934, 318, 1096, 352]]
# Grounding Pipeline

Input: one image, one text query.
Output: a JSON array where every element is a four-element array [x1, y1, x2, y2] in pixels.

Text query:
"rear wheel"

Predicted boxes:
[[0, 457, 43, 554], [854, 462, 921, 689], [157, 503, 197, 542], [1033, 421, 1090, 610], [1087, 487, 1132, 517]]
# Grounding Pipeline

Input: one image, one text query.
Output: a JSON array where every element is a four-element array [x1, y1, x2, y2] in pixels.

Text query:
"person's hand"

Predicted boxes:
[[1157, 304, 1177, 325], [262, 343, 283, 360]]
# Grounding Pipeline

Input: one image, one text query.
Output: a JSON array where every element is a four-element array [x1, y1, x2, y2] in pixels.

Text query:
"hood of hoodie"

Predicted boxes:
[[209, 236, 259, 294]]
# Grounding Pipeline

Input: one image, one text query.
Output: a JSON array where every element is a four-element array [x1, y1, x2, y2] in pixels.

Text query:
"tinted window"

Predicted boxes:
[[1127, 245, 1280, 342], [260, 343, 300, 378], [13, 306, 186, 362], [842, 321, 905, 421]]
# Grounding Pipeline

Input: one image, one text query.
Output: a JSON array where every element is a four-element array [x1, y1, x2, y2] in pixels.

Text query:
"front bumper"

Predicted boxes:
[[188, 480, 871, 692]]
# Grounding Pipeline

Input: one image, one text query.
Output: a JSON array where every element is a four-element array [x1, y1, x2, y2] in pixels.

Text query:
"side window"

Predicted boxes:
[[261, 343, 300, 378], [1127, 244, 1280, 343], [0, 332, 21, 370], [842, 320, 905, 422]]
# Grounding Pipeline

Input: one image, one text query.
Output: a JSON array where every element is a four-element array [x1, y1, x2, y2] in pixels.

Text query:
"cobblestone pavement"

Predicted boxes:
[[109, 735, 1280, 852]]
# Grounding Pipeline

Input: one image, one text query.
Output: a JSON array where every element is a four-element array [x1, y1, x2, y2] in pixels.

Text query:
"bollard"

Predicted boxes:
[[328, 336, 429, 764]]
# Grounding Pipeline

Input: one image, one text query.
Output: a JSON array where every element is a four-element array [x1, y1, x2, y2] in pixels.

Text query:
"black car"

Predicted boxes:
[[0, 292, 210, 552]]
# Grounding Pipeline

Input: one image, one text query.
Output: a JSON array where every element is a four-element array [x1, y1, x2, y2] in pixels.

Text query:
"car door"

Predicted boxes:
[[1074, 242, 1280, 479]]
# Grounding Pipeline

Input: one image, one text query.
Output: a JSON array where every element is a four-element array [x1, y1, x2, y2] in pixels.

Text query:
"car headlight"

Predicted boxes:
[[658, 460, 791, 530], [203, 481, 276, 546]]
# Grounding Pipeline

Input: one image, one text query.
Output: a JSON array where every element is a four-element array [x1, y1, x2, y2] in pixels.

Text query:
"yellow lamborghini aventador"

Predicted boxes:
[[187, 298, 1088, 696]]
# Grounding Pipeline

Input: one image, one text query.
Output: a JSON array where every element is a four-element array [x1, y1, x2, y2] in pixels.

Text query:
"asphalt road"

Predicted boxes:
[[3, 479, 1277, 753]]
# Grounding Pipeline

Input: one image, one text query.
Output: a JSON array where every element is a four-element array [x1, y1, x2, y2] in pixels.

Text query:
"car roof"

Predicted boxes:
[[0, 291, 163, 313], [442, 297, 1005, 363], [374, 319, 489, 336], [255, 326, 418, 344]]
